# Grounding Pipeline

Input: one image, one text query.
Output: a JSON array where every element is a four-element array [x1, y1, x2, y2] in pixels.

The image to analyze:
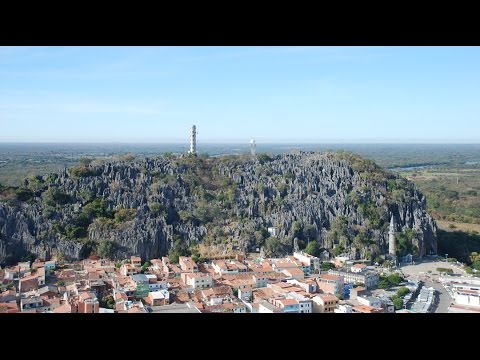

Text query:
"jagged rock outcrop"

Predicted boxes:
[[0, 151, 437, 264]]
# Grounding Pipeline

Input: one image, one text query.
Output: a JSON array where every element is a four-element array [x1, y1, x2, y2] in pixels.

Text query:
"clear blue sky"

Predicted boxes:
[[1, 46, 479, 143]]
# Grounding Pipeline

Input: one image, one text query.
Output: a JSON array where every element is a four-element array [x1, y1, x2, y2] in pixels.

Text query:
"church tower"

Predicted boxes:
[[388, 214, 396, 257]]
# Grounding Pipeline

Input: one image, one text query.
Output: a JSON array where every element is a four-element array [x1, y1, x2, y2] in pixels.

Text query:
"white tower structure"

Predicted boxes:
[[250, 138, 256, 158], [388, 214, 396, 257], [189, 125, 197, 155]]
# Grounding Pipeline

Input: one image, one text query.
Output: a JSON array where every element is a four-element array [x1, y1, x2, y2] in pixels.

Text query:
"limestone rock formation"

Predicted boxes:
[[0, 151, 437, 264]]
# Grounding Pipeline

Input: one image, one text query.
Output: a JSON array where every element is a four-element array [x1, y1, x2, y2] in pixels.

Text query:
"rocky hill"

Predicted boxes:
[[0, 151, 437, 265]]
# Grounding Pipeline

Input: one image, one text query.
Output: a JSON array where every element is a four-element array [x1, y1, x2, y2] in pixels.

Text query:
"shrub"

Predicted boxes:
[[114, 208, 137, 223]]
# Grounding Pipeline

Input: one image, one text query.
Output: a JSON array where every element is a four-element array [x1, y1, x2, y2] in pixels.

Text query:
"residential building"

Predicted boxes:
[[294, 251, 320, 273], [273, 298, 300, 313], [78, 292, 99, 313], [328, 268, 379, 289], [20, 296, 43, 312], [357, 295, 382, 309], [179, 256, 198, 272], [352, 305, 384, 313], [182, 273, 213, 289], [131, 256, 142, 267], [145, 289, 170, 306], [267, 227, 279, 237], [351, 264, 367, 273], [282, 267, 305, 280], [312, 294, 339, 313], [19, 275, 38, 293], [317, 274, 344, 295], [286, 292, 312, 313], [258, 300, 283, 313], [45, 260, 56, 271]]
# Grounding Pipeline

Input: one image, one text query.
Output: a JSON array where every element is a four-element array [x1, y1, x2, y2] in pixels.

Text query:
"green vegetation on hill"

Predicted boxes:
[[403, 168, 480, 226]]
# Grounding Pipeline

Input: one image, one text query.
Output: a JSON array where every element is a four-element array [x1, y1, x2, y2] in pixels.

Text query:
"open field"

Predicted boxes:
[[436, 220, 480, 234], [401, 167, 480, 226]]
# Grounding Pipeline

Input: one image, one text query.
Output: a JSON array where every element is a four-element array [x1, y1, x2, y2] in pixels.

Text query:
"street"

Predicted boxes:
[[400, 259, 460, 313]]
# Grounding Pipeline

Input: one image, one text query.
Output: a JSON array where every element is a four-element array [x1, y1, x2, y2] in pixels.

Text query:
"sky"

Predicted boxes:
[[1, 46, 480, 143]]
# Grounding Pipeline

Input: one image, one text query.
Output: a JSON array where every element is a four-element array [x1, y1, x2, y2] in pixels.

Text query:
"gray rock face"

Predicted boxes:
[[0, 152, 437, 264]]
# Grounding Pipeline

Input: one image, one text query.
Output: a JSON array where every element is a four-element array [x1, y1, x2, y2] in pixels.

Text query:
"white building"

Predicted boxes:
[[357, 295, 382, 309], [182, 273, 213, 289], [286, 292, 312, 314], [268, 227, 279, 237], [293, 251, 320, 273]]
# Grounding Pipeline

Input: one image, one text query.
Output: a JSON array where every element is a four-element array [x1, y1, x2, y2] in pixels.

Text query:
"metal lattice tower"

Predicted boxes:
[[189, 125, 197, 154]]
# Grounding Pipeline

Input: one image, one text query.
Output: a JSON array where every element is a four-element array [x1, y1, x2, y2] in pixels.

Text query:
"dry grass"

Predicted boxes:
[[437, 220, 480, 234]]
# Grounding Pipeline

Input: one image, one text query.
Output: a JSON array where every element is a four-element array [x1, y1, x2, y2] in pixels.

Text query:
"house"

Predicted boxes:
[[4, 266, 19, 281], [349, 287, 366, 300], [212, 260, 247, 275], [179, 256, 198, 272], [335, 303, 353, 313], [120, 263, 137, 277], [238, 287, 253, 301], [131, 256, 142, 267], [39, 298, 61, 313], [273, 298, 300, 313], [282, 267, 305, 280], [145, 289, 170, 306], [19, 275, 39, 293], [18, 262, 31, 275], [0, 290, 17, 303], [253, 274, 268, 288], [245, 260, 275, 276], [78, 292, 99, 313], [317, 274, 344, 296], [287, 278, 318, 293], [352, 305, 384, 313], [328, 268, 379, 289], [32, 260, 46, 270], [131, 274, 149, 285], [53, 302, 74, 313], [357, 295, 382, 309], [0, 302, 19, 313], [203, 302, 247, 313], [351, 264, 367, 273], [293, 251, 320, 273], [37, 285, 59, 298], [181, 273, 213, 289], [312, 294, 339, 313], [286, 292, 312, 313], [258, 300, 283, 313], [45, 260, 56, 271], [36, 267, 46, 286], [20, 296, 43, 312], [267, 227, 279, 237]]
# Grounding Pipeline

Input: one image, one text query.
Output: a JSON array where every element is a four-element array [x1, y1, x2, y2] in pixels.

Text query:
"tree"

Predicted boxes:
[[265, 237, 283, 257], [320, 262, 336, 271], [374, 255, 384, 265], [396, 286, 410, 298], [472, 261, 480, 271], [392, 297, 404, 310], [97, 240, 113, 259], [387, 273, 403, 286], [304, 241, 321, 257], [258, 153, 273, 164], [141, 262, 151, 273], [79, 157, 93, 166]]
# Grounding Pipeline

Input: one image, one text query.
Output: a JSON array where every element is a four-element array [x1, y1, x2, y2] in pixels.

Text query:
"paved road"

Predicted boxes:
[[422, 278, 452, 313], [400, 259, 459, 313]]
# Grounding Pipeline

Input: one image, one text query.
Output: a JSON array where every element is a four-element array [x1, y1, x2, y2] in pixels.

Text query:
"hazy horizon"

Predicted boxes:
[[2, 46, 480, 143]]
